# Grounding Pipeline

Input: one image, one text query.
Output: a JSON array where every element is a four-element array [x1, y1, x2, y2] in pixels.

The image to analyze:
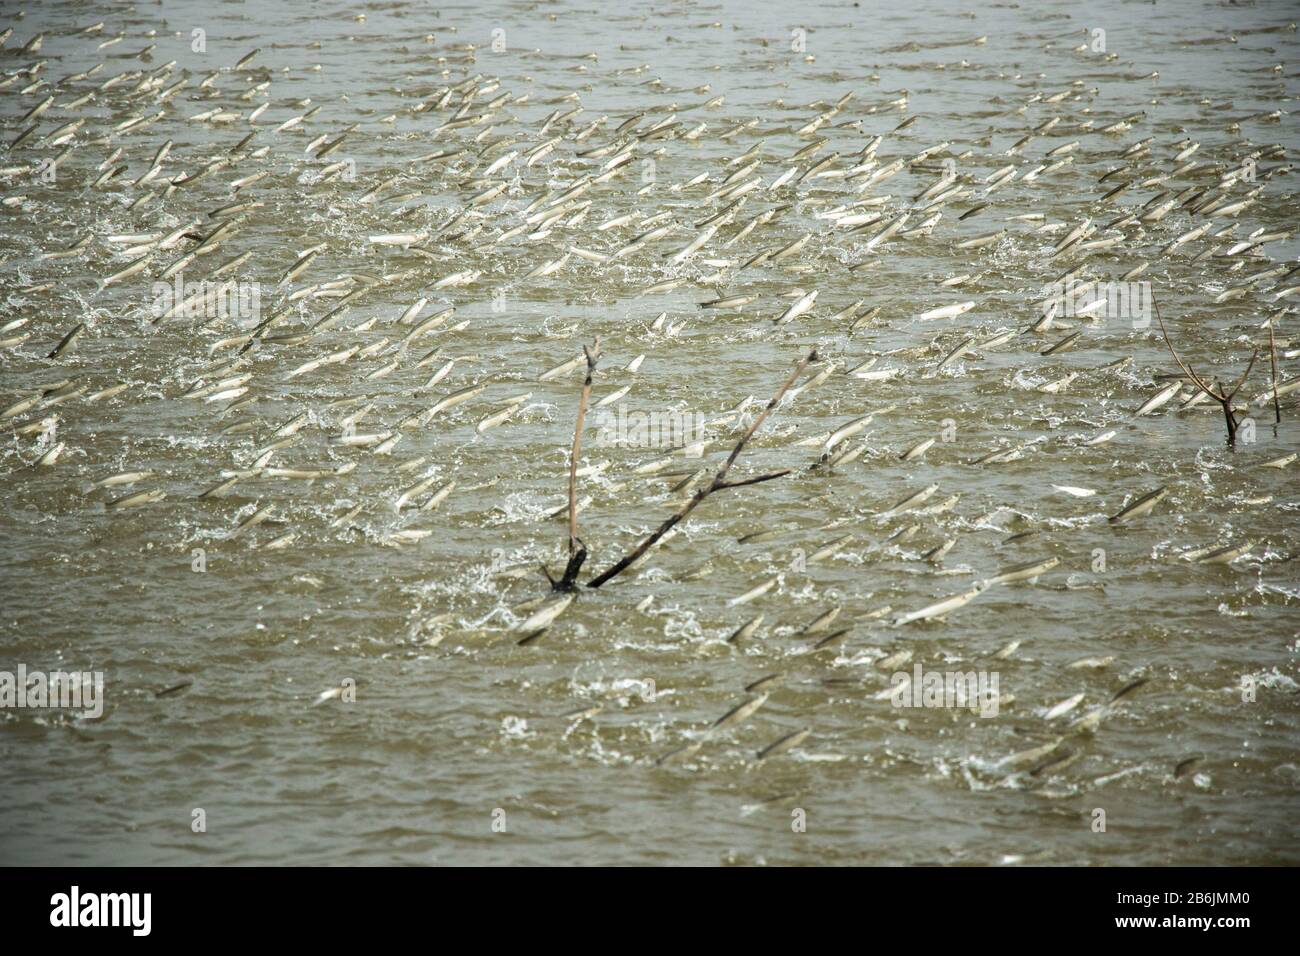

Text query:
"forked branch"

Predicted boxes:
[[586, 347, 818, 589], [551, 338, 600, 592], [1153, 293, 1257, 445], [1268, 322, 1282, 425]]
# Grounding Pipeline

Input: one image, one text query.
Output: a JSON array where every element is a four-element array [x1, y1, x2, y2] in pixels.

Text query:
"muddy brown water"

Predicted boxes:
[[1, 0, 1298, 864]]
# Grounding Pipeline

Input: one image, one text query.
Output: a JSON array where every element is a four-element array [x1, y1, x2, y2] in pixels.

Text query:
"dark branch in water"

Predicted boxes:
[[1153, 294, 1257, 446], [587, 347, 818, 589], [713, 468, 792, 491], [1268, 321, 1282, 425], [552, 338, 600, 592]]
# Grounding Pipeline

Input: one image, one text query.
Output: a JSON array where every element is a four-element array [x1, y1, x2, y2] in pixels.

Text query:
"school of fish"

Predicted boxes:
[[1, 0, 1298, 865]]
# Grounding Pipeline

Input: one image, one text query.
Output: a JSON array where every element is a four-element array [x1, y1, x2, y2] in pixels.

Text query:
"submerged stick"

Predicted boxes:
[[1153, 293, 1256, 446], [587, 347, 818, 589], [1268, 321, 1282, 425], [552, 338, 600, 592]]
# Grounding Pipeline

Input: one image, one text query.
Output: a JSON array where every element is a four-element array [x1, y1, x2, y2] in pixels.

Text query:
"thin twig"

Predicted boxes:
[[1152, 292, 1256, 446], [587, 347, 818, 589], [1222, 347, 1259, 403], [568, 338, 600, 553], [713, 468, 792, 491], [1268, 321, 1282, 424], [552, 338, 600, 592], [1153, 294, 1220, 399]]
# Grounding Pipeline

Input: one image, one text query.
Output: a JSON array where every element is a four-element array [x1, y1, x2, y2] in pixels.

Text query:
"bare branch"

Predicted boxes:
[[1222, 347, 1258, 403], [1151, 292, 1258, 447], [1268, 322, 1282, 424], [554, 547, 588, 592], [587, 348, 818, 589], [554, 337, 600, 592], [712, 348, 818, 486], [1153, 293, 1221, 399], [713, 468, 793, 491], [585, 496, 702, 589], [568, 337, 601, 554]]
